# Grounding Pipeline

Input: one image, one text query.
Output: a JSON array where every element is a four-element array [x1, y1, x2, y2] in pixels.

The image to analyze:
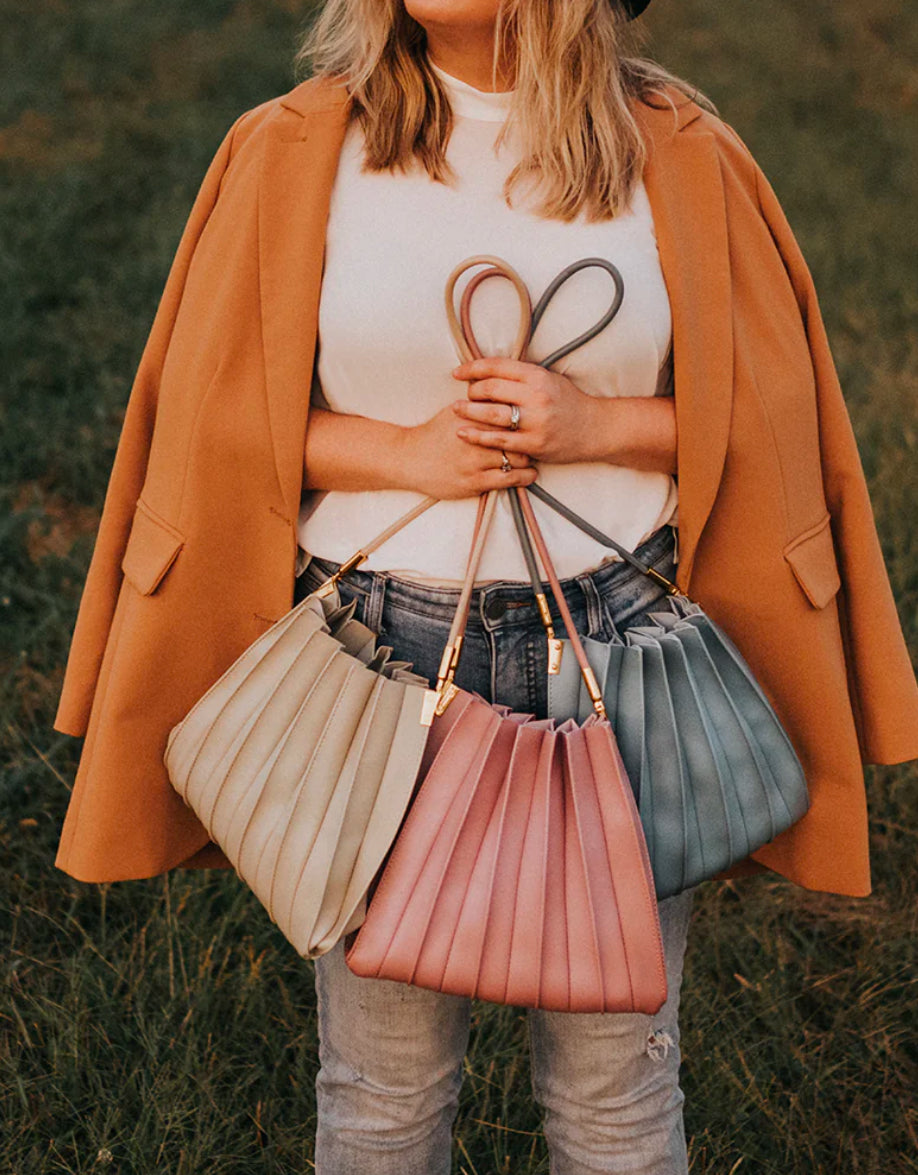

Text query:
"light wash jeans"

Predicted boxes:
[[295, 522, 694, 1174]]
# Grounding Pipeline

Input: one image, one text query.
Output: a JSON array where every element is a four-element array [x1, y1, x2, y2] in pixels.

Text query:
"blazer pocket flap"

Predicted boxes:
[[121, 500, 185, 596], [783, 512, 841, 609]]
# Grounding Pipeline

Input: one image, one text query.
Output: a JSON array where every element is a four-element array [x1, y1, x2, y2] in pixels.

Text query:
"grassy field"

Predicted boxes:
[[2, 0, 917, 1171]]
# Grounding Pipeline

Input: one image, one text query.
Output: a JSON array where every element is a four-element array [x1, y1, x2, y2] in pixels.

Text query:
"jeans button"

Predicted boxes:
[[484, 596, 507, 621]]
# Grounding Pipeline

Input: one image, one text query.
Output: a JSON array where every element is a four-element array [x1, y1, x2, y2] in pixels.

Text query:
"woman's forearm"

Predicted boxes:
[[303, 403, 538, 499], [302, 395, 677, 496], [302, 407, 412, 492], [582, 395, 678, 475]]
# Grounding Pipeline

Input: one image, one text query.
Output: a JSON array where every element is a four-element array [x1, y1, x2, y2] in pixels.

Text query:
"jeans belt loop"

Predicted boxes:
[[574, 571, 604, 638], [364, 570, 389, 634]]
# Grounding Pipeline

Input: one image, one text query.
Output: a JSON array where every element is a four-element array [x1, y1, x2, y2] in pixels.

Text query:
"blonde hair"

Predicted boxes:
[[294, 0, 718, 223]]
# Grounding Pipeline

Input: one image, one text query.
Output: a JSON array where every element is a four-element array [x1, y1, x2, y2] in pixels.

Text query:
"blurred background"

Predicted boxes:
[[1, 1, 916, 1171]]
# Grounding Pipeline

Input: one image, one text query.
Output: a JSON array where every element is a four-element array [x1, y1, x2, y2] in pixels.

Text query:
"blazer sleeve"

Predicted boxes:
[[752, 159, 918, 765], [52, 109, 254, 738]]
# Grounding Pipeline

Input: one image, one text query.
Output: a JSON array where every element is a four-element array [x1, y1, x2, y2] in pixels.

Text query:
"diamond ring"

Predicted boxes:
[[500, 451, 513, 473], [509, 405, 521, 431]]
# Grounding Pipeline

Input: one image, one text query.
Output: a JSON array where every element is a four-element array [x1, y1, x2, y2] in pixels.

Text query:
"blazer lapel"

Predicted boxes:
[[635, 103, 734, 593], [260, 81, 733, 594], [258, 92, 350, 523]]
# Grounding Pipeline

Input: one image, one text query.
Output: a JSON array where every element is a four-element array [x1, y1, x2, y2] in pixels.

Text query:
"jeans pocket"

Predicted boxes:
[[373, 606, 454, 687]]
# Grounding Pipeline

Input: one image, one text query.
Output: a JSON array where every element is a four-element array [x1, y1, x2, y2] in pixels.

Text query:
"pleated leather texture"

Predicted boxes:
[[165, 586, 432, 959], [345, 690, 668, 1014], [547, 596, 810, 898]]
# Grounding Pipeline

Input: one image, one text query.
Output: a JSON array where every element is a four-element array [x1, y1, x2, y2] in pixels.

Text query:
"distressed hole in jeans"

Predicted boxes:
[[646, 1028, 675, 1063]]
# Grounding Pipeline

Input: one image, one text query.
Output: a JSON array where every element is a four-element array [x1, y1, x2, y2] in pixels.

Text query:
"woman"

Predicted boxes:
[[51, 0, 918, 1172], [296, 2, 695, 1167]]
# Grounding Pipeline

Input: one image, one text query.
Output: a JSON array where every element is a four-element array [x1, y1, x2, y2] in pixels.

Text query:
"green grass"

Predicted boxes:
[[2, 0, 917, 1170]]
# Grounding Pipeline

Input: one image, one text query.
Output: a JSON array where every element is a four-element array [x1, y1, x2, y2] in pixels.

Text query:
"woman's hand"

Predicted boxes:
[[302, 404, 536, 497], [450, 355, 679, 475], [399, 403, 537, 499], [301, 361, 676, 497], [450, 356, 602, 465]]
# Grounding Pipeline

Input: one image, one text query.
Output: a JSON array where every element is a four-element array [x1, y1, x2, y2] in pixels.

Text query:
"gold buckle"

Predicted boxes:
[[313, 578, 338, 600], [312, 549, 370, 600], [419, 680, 459, 726], [645, 566, 685, 596], [434, 681, 460, 717]]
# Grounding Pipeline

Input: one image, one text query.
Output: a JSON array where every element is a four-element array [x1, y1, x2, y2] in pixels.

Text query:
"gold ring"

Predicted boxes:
[[500, 451, 513, 473], [509, 405, 521, 431]]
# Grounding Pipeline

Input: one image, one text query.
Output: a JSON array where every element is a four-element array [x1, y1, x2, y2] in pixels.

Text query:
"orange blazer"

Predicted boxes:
[[51, 75, 918, 896]]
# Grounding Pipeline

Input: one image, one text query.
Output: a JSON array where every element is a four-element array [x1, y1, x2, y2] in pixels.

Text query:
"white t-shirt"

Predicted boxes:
[[297, 57, 678, 584]]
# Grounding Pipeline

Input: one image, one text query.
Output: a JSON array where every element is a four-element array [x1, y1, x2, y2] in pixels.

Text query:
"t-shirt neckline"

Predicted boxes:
[[427, 57, 514, 123]]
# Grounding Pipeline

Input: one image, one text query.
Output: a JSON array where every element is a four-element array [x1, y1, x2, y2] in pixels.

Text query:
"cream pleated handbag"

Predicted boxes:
[[164, 498, 443, 960]]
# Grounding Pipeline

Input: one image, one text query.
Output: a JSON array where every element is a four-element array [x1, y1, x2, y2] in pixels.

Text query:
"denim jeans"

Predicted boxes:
[[294, 522, 694, 1175]]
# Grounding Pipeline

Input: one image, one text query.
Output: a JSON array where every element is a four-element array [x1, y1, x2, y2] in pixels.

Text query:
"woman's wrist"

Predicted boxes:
[[303, 407, 414, 492], [581, 395, 678, 475]]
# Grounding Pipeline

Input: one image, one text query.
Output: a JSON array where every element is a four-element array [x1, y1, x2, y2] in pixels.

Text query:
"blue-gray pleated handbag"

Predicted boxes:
[[509, 483, 811, 899]]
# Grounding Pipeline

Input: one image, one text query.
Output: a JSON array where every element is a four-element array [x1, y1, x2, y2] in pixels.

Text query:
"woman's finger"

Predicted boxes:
[[481, 465, 539, 491], [452, 356, 536, 383], [452, 400, 521, 429], [486, 448, 530, 469], [464, 378, 531, 405], [457, 426, 530, 452]]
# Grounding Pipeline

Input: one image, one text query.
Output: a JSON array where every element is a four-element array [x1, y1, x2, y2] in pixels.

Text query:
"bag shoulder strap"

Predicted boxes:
[[523, 483, 684, 598], [434, 488, 609, 718]]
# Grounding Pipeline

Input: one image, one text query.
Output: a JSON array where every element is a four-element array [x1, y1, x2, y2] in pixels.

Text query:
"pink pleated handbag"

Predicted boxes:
[[344, 486, 668, 1014]]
